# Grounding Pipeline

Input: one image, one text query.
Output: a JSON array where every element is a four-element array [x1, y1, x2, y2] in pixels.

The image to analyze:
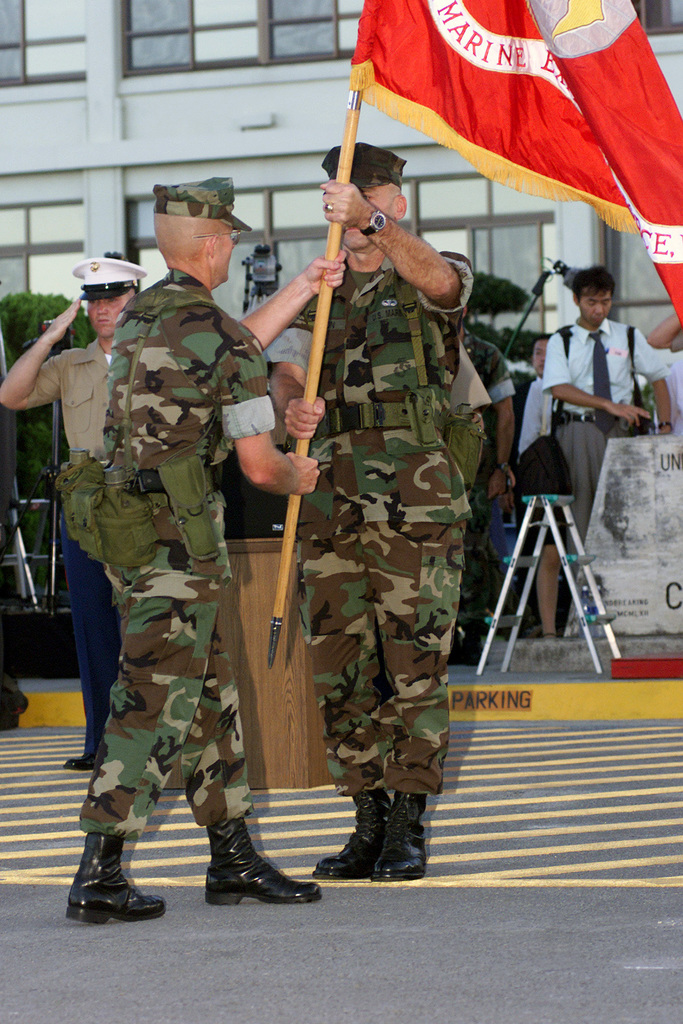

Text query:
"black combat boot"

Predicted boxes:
[[313, 789, 391, 879], [205, 818, 321, 904], [372, 792, 428, 881], [66, 833, 166, 924]]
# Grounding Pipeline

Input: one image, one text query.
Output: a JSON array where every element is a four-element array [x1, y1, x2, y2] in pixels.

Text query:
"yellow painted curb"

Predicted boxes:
[[20, 692, 85, 729], [448, 680, 683, 721]]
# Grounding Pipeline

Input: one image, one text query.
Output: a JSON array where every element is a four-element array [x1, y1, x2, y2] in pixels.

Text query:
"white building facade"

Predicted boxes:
[[1, 0, 682, 336]]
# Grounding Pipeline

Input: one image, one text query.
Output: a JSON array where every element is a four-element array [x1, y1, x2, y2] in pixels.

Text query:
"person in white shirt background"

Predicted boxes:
[[541, 265, 671, 543]]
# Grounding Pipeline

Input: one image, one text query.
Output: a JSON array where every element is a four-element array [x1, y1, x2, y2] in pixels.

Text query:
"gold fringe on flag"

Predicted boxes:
[[352, 61, 636, 234], [350, 60, 375, 91]]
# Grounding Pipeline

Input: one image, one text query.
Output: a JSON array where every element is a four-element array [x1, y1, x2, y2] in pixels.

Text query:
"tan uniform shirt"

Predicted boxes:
[[24, 339, 109, 459], [451, 340, 490, 411]]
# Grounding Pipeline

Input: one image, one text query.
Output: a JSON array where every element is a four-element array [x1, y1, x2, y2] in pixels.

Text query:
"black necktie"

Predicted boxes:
[[591, 331, 613, 434]]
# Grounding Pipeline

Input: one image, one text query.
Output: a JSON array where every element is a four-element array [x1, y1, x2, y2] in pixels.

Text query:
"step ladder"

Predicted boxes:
[[476, 494, 621, 675]]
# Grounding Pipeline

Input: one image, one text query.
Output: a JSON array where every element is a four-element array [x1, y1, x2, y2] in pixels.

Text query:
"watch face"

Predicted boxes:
[[360, 209, 387, 235]]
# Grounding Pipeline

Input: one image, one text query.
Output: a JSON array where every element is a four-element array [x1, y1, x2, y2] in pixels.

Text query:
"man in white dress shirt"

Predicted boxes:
[[541, 265, 670, 541]]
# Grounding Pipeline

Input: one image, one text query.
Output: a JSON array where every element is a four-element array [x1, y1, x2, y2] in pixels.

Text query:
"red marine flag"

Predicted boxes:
[[351, 0, 683, 322]]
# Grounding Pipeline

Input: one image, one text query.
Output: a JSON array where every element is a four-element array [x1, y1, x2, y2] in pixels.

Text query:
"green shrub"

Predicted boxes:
[[465, 273, 540, 363], [0, 292, 95, 593]]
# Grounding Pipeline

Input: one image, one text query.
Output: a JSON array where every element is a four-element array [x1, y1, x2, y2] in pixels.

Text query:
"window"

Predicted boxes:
[[0, 203, 84, 300], [602, 225, 672, 336], [638, 0, 683, 29], [123, 0, 362, 74], [0, 0, 85, 85], [417, 176, 558, 335]]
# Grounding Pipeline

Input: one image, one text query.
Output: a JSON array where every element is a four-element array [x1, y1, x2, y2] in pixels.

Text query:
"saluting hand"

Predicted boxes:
[[39, 298, 81, 350]]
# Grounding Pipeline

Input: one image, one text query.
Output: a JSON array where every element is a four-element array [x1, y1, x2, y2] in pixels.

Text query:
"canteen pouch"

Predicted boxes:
[[442, 403, 486, 492], [56, 455, 161, 566], [156, 453, 219, 560], [57, 455, 107, 561]]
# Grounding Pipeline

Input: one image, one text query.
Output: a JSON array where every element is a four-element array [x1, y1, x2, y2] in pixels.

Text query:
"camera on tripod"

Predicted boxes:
[[242, 244, 281, 312], [23, 319, 75, 359]]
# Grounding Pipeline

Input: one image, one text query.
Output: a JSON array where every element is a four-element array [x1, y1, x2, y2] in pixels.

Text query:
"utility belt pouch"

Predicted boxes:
[[442, 404, 487, 492], [57, 451, 107, 561], [157, 452, 219, 560], [56, 452, 161, 566], [405, 387, 440, 447]]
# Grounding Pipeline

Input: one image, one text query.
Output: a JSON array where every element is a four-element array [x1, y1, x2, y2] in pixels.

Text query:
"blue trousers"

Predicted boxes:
[[60, 514, 121, 755]]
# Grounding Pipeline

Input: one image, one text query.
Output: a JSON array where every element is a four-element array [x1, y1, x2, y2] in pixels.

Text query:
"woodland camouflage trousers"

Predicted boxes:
[[80, 567, 251, 840], [298, 520, 464, 797]]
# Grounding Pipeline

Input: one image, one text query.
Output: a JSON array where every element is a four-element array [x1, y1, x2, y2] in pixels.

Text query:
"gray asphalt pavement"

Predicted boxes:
[[3, 719, 683, 1023]]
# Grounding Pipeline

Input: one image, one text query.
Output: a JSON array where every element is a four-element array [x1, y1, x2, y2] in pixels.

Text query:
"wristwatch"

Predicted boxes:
[[496, 462, 510, 472], [360, 209, 387, 235]]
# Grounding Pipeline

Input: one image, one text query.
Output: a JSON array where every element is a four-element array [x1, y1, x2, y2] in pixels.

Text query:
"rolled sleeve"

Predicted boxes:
[[488, 377, 515, 404], [222, 394, 275, 440], [266, 327, 311, 371], [418, 255, 473, 314]]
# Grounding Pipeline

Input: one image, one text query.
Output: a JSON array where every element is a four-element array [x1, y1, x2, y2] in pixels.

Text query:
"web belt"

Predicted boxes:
[[314, 401, 412, 439]]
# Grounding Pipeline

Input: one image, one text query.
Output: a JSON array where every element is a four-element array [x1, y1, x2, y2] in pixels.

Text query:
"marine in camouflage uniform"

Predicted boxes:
[[455, 330, 515, 661], [269, 143, 473, 882], [67, 177, 342, 924]]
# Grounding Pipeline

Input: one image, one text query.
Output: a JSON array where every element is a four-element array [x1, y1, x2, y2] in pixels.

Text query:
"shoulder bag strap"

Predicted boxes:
[[626, 325, 644, 407]]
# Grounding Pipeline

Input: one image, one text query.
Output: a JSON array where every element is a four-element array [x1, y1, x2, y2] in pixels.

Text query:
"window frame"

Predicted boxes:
[[637, 0, 683, 32], [0, 1, 86, 87], [0, 201, 85, 299], [122, 0, 360, 76]]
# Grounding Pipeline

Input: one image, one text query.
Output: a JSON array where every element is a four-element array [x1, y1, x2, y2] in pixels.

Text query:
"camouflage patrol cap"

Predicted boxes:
[[153, 177, 252, 231], [322, 142, 406, 189]]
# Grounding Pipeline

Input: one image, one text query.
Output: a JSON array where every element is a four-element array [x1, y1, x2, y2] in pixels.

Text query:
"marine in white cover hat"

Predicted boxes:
[[72, 252, 147, 300], [0, 250, 149, 777]]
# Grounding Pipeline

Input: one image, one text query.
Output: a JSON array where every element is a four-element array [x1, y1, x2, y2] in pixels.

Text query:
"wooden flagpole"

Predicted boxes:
[[267, 87, 363, 668]]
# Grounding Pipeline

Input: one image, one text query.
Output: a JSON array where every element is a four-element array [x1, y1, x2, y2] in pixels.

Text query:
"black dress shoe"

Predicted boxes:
[[313, 789, 391, 879], [205, 818, 321, 904], [63, 754, 96, 772], [372, 793, 428, 881], [67, 833, 166, 924]]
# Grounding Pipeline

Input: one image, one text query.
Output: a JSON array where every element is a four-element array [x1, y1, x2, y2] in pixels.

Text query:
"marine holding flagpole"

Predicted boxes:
[[268, 143, 474, 882], [64, 178, 345, 924]]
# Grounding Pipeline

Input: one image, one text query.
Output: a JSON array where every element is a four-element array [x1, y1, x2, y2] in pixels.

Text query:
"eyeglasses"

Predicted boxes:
[[193, 230, 241, 244]]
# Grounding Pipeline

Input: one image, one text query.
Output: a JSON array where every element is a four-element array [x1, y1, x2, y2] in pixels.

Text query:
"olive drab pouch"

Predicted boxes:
[[56, 451, 163, 567], [442, 404, 487, 492], [405, 387, 441, 448], [92, 465, 164, 566], [157, 452, 219, 560], [57, 450, 107, 560]]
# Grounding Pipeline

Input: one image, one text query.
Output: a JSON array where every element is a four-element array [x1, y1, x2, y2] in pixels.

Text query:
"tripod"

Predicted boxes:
[[503, 259, 571, 358], [242, 244, 281, 313]]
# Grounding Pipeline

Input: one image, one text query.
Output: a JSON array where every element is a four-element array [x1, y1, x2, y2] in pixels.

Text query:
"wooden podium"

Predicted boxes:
[[224, 538, 330, 791]]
